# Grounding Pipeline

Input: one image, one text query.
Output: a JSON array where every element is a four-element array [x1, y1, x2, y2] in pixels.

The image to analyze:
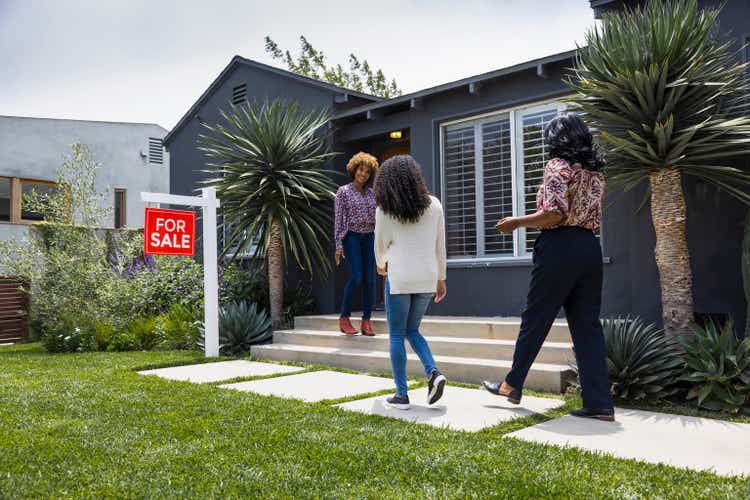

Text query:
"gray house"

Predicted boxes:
[[0, 116, 170, 342], [165, 0, 749, 334]]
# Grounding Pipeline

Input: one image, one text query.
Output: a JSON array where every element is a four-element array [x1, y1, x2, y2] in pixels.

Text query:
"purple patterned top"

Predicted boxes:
[[536, 158, 605, 231], [334, 183, 376, 249]]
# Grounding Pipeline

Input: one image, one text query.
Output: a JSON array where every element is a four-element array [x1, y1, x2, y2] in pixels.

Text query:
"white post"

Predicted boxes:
[[202, 187, 220, 358]]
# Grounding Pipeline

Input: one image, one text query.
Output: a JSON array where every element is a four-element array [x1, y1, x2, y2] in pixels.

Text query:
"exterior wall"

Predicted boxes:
[[0, 116, 169, 229], [166, 61, 344, 313]]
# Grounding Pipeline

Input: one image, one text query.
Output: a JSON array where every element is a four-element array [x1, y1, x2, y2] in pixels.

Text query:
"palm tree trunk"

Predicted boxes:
[[649, 167, 693, 339], [742, 210, 750, 338], [267, 220, 284, 329]]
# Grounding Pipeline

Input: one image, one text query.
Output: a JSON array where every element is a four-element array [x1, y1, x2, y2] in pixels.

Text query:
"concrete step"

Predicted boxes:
[[274, 329, 574, 365], [294, 315, 572, 342], [251, 343, 572, 393]]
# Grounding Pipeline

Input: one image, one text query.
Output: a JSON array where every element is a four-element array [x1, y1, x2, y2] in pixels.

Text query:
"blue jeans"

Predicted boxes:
[[385, 278, 436, 396], [340, 231, 375, 320]]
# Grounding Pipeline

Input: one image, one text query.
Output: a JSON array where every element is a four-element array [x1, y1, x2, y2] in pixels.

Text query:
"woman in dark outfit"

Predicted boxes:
[[482, 113, 615, 422]]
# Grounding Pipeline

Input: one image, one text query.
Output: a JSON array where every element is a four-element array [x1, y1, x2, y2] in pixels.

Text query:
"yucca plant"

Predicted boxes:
[[572, 316, 684, 402], [568, 0, 750, 338], [679, 320, 750, 414], [199, 302, 272, 356], [199, 99, 338, 328]]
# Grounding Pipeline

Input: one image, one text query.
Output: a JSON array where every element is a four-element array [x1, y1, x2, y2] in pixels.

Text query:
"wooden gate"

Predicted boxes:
[[0, 278, 29, 343]]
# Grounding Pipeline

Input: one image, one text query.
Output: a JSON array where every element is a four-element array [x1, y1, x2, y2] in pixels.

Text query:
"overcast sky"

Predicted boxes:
[[0, 0, 597, 131]]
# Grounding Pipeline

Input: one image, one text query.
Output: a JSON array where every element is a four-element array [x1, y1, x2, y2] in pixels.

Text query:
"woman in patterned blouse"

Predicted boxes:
[[482, 113, 615, 422], [334, 152, 379, 336]]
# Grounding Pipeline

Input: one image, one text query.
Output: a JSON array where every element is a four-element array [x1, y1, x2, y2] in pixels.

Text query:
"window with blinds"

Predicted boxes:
[[481, 118, 514, 255], [443, 125, 477, 258], [519, 108, 559, 253], [441, 101, 567, 260]]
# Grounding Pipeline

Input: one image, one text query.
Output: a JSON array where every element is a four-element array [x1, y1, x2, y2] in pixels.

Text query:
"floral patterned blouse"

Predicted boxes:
[[334, 183, 376, 250], [536, 158, 604, 232]]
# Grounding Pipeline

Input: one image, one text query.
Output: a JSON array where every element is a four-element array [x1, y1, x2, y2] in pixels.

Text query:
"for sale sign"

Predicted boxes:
[[144, 208, 196, 256]]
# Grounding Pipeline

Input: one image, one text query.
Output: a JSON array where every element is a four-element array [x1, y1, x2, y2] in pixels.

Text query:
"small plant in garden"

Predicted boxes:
[[572, 316, 684, 402], [199, 302, 272, 355], [679, 320, 750, 414], [156, 303, 202, 350]]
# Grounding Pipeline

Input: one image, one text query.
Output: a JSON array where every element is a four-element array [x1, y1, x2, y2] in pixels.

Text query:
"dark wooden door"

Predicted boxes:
[[0, 278, 29, 343]]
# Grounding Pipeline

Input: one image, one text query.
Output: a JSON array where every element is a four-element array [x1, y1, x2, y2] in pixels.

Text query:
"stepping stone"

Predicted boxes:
[[336, 386, 564, 432], [219, 370, 398, 402], [138, 360, 302, 383], [506, 408, 750, 477]]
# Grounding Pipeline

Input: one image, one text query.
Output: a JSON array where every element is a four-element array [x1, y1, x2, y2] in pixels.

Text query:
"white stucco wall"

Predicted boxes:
[[0, 115, 170, 229]]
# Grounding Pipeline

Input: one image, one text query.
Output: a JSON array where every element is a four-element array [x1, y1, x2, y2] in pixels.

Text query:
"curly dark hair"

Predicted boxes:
[[374, 155, 432, 224], [544, 113, 605, 172]]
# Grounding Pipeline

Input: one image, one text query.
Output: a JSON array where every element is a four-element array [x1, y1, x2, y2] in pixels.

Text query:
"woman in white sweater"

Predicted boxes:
[[373, 155, 448, 409]]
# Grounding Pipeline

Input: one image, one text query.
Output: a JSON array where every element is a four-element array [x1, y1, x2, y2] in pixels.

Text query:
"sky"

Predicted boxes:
[[0, 0, 598, 131]]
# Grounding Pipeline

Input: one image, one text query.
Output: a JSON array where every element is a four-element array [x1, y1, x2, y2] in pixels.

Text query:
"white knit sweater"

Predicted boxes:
[[374, 195, 447, 295]]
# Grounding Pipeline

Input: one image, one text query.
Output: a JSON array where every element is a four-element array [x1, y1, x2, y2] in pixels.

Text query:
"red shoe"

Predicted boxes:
[[361, 319, 375, 336], [339, 316, 357, 335]]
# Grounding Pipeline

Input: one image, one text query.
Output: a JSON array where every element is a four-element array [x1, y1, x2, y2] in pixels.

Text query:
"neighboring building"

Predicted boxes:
[[166, 0, 750, 333], [0, 116, 170, 236]]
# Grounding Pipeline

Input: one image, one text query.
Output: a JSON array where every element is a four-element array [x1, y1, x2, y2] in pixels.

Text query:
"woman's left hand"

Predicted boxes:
[[495, 217, 519, 233], [434, 280, 447, 303], [377, 265, 387, 276]]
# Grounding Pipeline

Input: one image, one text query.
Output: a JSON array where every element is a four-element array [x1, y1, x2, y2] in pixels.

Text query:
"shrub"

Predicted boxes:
[[93, 321, 116, 351], [200, 302, 272, 355], [679, 320, 750, 414], [108, 317, 159, 352], [572, 316, 684, 402], [156, 303, 202, 350], [220, 263, 267, 306], [41, 318, 97, 353]]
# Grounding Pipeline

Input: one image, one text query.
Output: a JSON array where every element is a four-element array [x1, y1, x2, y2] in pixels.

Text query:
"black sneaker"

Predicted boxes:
[[386, 394, 410, 410], [569, 408, 615, 422], [427, 369, 446, 405]]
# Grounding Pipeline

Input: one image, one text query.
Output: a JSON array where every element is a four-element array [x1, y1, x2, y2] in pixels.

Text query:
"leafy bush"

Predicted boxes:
[[41, 319, 96, 353], [572, 316, 684, 402], [156, 303, 202, 350], [220, 263, 267, 306], [200, 302, 272, 355], [108, 317, 159, 352], [93, 321, 116, 351], [679, 320, 750, 414]]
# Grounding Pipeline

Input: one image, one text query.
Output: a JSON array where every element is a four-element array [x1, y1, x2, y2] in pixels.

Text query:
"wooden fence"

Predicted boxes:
[[0, 278, 29, 343]]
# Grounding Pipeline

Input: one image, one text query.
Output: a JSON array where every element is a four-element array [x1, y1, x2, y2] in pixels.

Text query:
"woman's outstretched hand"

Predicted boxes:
[[335, 248, 344, 266], [495, 217, 520, 233], [435, 280, 447, 303]]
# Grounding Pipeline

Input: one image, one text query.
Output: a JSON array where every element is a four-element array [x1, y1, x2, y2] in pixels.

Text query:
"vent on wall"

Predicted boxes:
[[148, 137, 164, 164], [232, 83, 247, 105]]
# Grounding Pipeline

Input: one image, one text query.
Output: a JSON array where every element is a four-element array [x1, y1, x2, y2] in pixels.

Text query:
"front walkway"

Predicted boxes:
[[139, 361, 750, 477]]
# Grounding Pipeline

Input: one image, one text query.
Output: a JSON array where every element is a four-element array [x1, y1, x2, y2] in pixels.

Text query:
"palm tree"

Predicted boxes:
[[568, 0, 750, 339], [199, 99, 338, 328]]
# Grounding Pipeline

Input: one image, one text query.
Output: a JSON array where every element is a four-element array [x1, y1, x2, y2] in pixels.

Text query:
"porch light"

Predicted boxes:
[[389, 130, 402, 140]]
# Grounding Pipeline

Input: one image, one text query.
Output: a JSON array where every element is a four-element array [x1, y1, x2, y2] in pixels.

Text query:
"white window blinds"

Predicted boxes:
[[481, 118, 514, 256], [443, 125, 477, 258]]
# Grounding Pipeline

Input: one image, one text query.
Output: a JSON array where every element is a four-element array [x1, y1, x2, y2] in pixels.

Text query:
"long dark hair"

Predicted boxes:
[[374, 155, 432, 224], [544, 113, 605, 172]]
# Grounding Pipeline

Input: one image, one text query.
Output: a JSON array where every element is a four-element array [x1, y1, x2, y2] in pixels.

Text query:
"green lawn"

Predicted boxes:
[[1, 344, 747, 498]]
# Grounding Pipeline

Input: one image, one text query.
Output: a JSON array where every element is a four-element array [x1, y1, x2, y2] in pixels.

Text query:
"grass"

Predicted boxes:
[[1, 343, 748, 498]]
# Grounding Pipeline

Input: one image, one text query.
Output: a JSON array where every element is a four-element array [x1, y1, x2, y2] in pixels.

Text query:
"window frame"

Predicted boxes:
[[114, 188, 127, 228], [18, 178, 59, 224], [439, 97, 568, 263]]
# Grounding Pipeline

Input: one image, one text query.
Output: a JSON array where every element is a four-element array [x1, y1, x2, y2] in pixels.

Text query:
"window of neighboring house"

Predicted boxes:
[[441, 100, 569, 261], [222, 219, 259, 259], [114, 188, 126, 228], [0, 177, 10, 222], [20, 179, 58, 222]]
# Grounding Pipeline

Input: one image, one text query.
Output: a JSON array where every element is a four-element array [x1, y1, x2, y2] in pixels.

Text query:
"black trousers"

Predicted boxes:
[[505, 226, 613, 410]]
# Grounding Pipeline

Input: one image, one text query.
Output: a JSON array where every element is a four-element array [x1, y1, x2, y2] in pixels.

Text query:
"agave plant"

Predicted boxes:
[[568, 0, 750, 338], [572, 316, 684, 402], [199, 99, 338, 328], [679, 320, 750, 414], [199, 302, 272, 356]]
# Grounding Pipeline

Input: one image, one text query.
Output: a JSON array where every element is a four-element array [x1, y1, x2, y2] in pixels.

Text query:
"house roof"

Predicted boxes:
[[163, 56, 382, 145], [331, 49, 578, 121], [0, 115, 167, 131]]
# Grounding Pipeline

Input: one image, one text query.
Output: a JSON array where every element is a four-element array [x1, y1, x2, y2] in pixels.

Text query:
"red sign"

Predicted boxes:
[[144, 208, 196, 256]]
